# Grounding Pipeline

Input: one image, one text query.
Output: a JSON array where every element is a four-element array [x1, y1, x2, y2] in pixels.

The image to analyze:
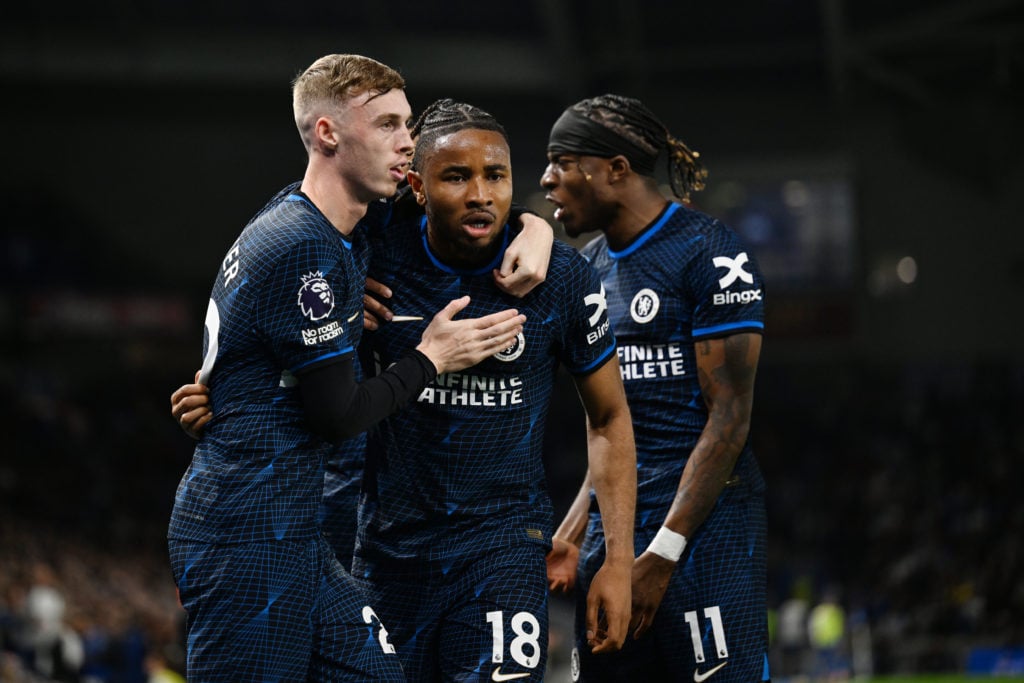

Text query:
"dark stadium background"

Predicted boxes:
[[2, 1, 1022, 681]]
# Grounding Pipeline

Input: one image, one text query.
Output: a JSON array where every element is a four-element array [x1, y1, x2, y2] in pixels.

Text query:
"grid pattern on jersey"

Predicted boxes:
[[320, 432, 367, 568], [575, 489, 768, 682], [579, 201, 767, 515], [354, 220, 616, 568], [355, 544, 549, 682], [170, 537, 405, 682], [170, 538, 319, 681], [309, 536, 408, 682], [572, 202, 769, 682], [169, 188, 369, 545]]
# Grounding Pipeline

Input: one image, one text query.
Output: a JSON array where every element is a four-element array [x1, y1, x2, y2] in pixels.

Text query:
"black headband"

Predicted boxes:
[[546, 108, 658, 176]]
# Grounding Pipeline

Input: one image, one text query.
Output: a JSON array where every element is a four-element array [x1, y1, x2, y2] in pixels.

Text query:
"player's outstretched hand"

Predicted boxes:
[[170, 371, 212, 439], [416, 296, 525, 375], [363, 276, 393, 331], [546, 538, 580, 592], [584, 560, 631, 654], [493, 213, 552, 297], [628, 551, 675, 640]]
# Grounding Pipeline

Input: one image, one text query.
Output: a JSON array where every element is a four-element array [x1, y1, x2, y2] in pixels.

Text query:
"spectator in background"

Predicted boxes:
[[808, 587, 849, 681], [145, 651, 185, 683], [776, 576, 813, 677], [24, 562, 83, 682]]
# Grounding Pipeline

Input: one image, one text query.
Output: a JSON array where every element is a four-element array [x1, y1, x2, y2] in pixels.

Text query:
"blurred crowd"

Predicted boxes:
[[2, 344, 1022, 681], [0, 524, 184, 683], [1, 351, 189, 683], [759, 360, 1024, 678]]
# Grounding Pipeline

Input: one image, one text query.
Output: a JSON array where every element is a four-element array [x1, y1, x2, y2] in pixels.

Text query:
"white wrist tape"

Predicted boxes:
[[647, 526, 688, 562]]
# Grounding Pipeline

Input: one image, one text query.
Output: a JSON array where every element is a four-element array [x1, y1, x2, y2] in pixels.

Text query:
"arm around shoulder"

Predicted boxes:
[[493, 212, 553, 297]]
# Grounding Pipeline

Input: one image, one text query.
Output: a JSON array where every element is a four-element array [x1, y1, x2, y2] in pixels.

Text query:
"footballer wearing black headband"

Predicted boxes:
[[543, 94, 770, 683]]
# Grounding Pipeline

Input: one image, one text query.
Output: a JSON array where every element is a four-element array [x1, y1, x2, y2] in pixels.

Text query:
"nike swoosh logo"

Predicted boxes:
[[491, 668, 530, 682], [347, 311, 361, 322], [694, 661, 728, 682]]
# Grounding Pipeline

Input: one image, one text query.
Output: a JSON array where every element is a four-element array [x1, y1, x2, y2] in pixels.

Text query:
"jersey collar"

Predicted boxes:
[[608, 202, 681, 259], [418, 215, 511, 275]]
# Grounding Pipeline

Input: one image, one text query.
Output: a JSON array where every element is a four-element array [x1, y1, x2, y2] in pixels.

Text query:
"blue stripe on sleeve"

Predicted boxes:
[[692, 321, 764, 338]]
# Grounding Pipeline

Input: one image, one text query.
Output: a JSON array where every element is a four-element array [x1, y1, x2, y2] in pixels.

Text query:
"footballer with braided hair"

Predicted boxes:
[[543, 95, 770, 683], [409, 97, 510, 167], [557, 93, 708, 203], [344, 97, 637, 682]]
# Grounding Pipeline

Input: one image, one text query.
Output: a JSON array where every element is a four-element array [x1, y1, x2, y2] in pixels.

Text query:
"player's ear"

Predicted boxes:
[[607, 155, 631, 183], [313, 116, 339, 154], [407, 171, 426, 204]]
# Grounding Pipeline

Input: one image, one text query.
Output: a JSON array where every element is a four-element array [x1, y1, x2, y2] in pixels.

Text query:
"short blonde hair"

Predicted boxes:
[[292, 54, 406, 150]]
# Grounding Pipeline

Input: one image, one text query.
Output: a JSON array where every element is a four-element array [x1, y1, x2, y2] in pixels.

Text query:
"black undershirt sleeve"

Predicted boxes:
[[298, 350, 436, 444]]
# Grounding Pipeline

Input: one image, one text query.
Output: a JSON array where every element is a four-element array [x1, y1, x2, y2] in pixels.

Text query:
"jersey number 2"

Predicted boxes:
[[362, 606, 397, 654]]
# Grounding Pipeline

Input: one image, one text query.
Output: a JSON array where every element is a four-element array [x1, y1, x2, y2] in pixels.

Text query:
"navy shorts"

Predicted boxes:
[[354, 543, 549, 682], [169, 535, 406, 682], [572, 488, 769, 683]]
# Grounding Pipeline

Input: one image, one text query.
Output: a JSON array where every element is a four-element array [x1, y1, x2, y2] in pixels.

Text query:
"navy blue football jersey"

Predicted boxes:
[[572, 201, 770, 683], [169, 186, 372, 544], [354, 216, 616, 570], [580, 201, 766, 523], [321, 426, 367, 564]]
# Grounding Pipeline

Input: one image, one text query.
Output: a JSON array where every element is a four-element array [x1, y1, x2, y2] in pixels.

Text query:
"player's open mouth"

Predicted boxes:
[[546, 198, 567, 222], [389, 165, 408, 181], [461, 211, 495, 237]]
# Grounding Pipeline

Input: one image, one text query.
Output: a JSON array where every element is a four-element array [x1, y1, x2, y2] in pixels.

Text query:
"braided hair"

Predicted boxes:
[[410, 98, 509, 171], [564, 94, 707, 201]]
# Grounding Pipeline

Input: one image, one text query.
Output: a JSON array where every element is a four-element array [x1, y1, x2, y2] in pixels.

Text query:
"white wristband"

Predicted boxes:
[[647, 526, 687, 562]]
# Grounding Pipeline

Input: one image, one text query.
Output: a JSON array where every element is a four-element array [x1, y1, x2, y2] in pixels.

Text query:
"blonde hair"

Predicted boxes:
[[292, 54, 405, 151]]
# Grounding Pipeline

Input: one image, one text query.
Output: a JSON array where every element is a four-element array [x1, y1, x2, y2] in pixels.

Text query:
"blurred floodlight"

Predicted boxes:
[[896, 256, 918, 284]]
